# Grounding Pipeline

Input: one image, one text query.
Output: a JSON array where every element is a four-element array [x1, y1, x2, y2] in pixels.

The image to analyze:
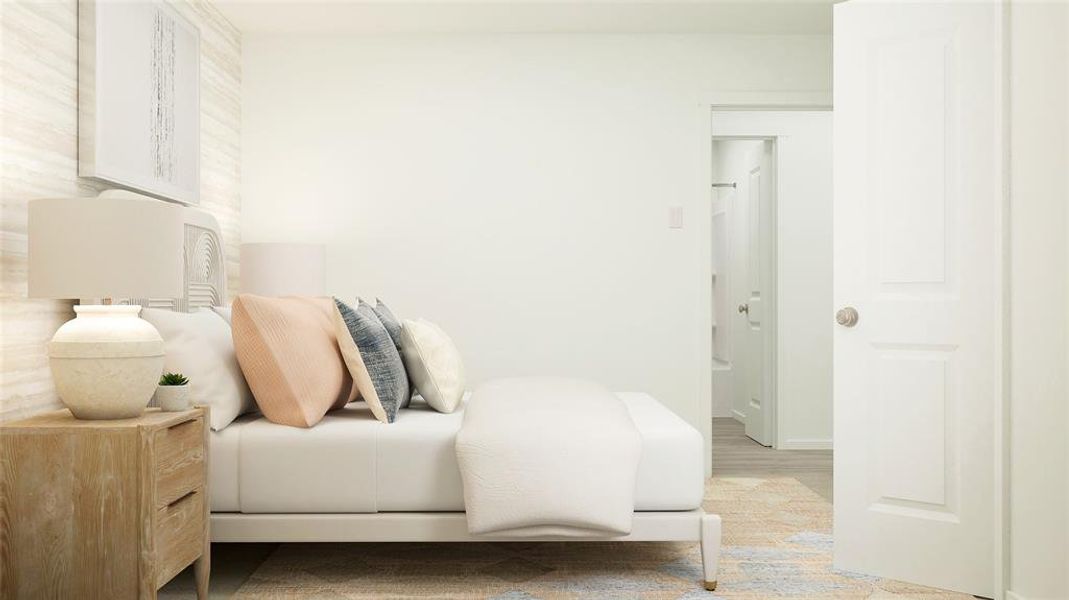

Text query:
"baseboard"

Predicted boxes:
[[731, 409, 746, 422], [1006, 592, 1026, 600], [779, 438, 833, 450]]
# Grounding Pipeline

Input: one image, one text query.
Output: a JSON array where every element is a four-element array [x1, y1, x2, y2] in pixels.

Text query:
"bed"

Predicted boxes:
[[154, 204, 722, 591], [210, 392, 704, 514]]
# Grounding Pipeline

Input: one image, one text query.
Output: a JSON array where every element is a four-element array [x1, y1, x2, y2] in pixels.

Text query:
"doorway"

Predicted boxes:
[[704, 109, 833, 500], [711, 138, 775, 447]]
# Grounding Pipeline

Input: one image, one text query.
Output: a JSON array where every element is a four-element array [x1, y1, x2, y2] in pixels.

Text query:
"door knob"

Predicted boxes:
[[738, 303, 749, 314], [836, 306, 859, 327]]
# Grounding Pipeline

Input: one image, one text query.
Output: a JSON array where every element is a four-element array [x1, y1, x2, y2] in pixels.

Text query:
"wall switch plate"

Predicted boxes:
[[669, 206, 684, 229]]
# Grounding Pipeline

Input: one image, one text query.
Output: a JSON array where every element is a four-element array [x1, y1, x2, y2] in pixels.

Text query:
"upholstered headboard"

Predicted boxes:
[[126, 206, 227, 313]]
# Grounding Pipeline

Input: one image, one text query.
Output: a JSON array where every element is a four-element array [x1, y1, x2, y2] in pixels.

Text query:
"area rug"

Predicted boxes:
[[234, 477, 971, 599]]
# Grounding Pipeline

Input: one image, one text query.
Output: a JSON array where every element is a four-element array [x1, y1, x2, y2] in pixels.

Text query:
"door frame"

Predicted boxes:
[[695, 91, 831, 475]]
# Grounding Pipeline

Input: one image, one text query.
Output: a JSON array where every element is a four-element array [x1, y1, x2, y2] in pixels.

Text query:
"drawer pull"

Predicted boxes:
[[168, 489, 197, 509], [167, 418, 199, 432]]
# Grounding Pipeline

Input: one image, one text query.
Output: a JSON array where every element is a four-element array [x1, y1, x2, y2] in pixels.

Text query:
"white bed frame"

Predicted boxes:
[[212, 511, 722, 590], [154, 204, 723, 591]]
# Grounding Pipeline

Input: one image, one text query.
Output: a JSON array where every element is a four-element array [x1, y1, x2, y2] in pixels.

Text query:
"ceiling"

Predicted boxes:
[[215, 0, 836, 35]]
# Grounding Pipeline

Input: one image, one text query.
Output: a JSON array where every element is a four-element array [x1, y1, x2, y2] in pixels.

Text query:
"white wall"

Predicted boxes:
[[1008, 1, 1069, 599], [709, 113, 833, 449], [241, 33, 831, 431]]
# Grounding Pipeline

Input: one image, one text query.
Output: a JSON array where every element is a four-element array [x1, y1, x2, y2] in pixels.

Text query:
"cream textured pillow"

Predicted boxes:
[[141, 308, 255, 430], [400, 319, 465, 413], [231, 295, 355, 428]]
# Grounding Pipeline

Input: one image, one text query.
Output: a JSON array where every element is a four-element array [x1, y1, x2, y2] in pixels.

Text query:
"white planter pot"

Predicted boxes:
[[48, 305, 164, 420], [156, 384, 190, 412]]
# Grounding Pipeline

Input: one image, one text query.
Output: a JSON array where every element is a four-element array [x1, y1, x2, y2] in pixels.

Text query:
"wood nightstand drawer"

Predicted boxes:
[[155, 486, 206, 588], [2, 407, 209, 599], [155, 416, 206, 507]]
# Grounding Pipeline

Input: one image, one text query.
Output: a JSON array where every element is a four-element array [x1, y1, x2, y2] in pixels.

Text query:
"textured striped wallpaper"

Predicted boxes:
[[0, 0, 242, 421]]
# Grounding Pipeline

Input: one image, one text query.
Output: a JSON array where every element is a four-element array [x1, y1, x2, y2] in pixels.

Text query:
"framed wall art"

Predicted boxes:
[[79, 0, 200, 205]]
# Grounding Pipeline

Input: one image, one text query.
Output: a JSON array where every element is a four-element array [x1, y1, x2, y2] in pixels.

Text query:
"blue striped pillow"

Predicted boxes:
[[333, 298, 410, 423], [371, 299, 412, 409]]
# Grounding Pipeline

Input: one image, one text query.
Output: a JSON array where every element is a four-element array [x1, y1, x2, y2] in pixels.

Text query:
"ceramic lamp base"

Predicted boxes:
[[48, 305, 164, 420]]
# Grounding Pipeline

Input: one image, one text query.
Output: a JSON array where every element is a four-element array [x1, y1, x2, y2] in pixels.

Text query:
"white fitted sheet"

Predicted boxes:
[[210, 392, 703, 514]]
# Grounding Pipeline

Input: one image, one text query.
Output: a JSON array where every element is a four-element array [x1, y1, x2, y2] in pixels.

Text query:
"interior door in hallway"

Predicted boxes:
[[743, 141, 774, 447]]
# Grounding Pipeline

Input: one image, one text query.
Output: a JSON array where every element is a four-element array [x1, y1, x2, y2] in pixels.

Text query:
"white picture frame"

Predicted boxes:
[[79, 0, 201, 205]]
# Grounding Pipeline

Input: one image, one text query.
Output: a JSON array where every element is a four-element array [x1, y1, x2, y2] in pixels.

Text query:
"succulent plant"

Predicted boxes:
[[158, 372, 189, 386]]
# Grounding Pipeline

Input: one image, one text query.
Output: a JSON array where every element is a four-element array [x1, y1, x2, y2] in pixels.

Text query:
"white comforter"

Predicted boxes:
[[454, 377, 643, 537]]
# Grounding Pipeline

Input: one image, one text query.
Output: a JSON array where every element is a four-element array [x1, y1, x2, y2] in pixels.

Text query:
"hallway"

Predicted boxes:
[[711, 417, 833, 501]]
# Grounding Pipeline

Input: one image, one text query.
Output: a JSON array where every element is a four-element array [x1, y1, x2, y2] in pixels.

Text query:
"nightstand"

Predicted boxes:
[[0, 407, 210, 599]]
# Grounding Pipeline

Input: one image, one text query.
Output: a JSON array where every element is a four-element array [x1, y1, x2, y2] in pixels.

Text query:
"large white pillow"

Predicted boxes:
[[399, 319, 465, 413], [212, 305, 231, 324], [141, 308, 256, 430]]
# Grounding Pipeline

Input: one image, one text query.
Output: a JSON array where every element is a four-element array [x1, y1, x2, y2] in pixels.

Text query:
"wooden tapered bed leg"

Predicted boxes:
[[700, 512, 721, 591]]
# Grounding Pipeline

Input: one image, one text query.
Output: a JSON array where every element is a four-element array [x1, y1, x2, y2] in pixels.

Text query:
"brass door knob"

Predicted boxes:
[[836, 306, 859, 327]]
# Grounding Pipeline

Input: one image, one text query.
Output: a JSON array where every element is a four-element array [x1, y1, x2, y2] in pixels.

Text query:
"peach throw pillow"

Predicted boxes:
[[232, 295, 356, 427]]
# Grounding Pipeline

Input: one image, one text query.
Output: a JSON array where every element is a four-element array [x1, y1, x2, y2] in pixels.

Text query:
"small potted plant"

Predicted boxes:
[[156, 372, 190, 412]]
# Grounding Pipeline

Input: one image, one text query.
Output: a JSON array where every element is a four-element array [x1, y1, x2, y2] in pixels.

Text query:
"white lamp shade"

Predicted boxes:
[[28, 193, 184, 299], [240, 243, 325, 297]]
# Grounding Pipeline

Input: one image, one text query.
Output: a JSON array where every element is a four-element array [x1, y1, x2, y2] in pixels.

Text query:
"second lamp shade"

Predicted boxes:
[[240, 243, 326, 297]]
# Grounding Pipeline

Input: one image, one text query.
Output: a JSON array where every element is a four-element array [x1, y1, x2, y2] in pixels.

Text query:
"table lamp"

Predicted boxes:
[[29, 190, 184, 419], [240, 243, 326, 296]]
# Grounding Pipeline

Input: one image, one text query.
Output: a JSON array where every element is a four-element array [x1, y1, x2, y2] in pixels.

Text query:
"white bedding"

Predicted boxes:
[[209, 391, 703, 514], [455, 377, 642, 537]]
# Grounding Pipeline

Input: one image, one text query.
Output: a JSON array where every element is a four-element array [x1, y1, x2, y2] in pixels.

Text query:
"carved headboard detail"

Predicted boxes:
[[126, 207, 227, 312]]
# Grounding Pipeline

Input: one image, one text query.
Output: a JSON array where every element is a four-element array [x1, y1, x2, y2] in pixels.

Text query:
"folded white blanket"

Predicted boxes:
[[454, 377, 642, 537]]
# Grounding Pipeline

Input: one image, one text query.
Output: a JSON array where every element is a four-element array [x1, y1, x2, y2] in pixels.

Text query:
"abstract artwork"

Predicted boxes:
[[79, 0, 200, 205]]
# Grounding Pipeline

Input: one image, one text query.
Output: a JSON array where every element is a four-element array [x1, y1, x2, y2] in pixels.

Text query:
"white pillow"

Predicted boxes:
[[141, 308, 256, 430], [212, 305, 232, 324], [399, 319, 465, 413]]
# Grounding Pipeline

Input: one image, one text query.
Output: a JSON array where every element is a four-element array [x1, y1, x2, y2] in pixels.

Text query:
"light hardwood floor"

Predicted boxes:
[[711, 417, 833, 501]]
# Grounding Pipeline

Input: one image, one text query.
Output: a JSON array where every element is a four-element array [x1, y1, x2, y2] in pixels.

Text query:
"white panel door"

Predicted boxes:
[[744, 142, 774, 446], [833, 1, 1003, 597]]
